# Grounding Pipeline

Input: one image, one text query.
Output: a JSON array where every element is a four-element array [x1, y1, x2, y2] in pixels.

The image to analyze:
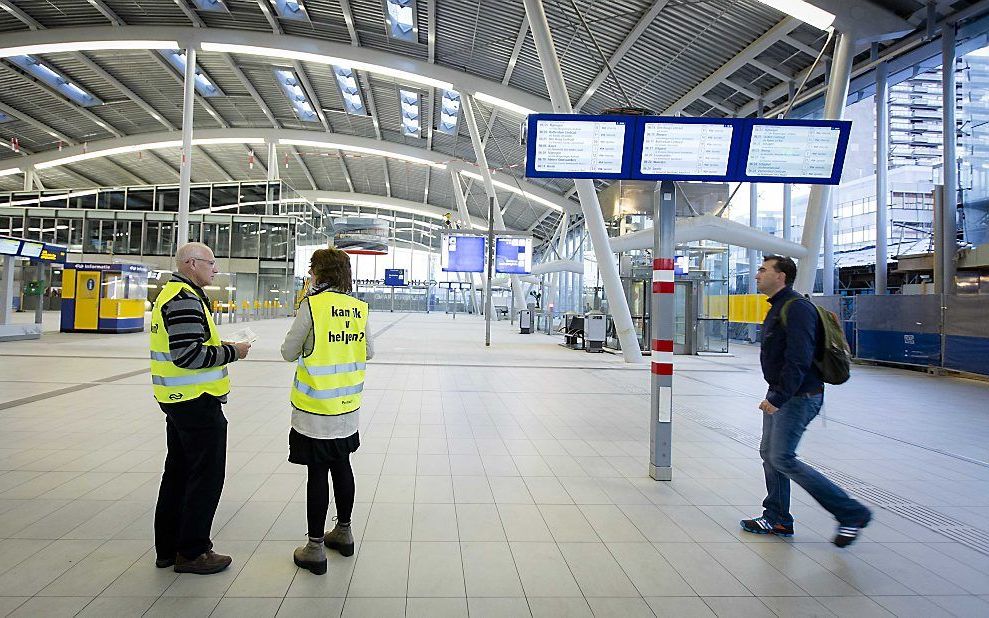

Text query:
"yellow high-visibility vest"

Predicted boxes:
[[150, 281, 231, 404], [291, 291, 368, 416]]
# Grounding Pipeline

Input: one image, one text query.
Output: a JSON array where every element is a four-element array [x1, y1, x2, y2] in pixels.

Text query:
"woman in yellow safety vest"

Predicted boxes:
[[281, 247, 373, 575]]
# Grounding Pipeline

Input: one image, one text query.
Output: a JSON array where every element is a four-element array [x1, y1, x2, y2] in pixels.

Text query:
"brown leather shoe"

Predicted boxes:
[[173, 550, 232, 575]]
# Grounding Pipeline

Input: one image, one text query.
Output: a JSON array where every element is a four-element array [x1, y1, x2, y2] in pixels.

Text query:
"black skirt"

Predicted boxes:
[[288, 428, 360, 465]]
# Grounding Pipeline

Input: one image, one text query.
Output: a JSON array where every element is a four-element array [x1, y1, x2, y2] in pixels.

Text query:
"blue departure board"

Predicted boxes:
[[441, 234, 485, 273]]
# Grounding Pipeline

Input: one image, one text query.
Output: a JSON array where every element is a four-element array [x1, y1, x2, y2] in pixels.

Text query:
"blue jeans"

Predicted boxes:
[[760, 394, 870, 527]]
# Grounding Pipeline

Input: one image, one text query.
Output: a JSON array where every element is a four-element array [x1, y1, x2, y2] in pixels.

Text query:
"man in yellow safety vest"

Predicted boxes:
[[150, 242, 250, 575]]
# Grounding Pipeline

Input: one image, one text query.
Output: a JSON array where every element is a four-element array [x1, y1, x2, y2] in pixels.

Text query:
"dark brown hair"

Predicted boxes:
[[763, 255, 797, 287], [310, 247, 353, 292]]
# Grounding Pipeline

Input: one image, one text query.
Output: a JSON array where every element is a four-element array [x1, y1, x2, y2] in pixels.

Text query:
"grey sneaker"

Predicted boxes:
[[293, 538, 327, 575], [323, 524, 354, 557]]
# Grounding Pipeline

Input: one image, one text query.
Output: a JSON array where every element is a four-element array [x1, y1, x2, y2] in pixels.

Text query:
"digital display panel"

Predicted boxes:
[[441, 234, 485, 273], [19, 241, 43, 258], [638, 119, 735, 179], [741, 120, 851, 183], [384, 268, 406, 286], [495, 237, 532, 274], [526, 115, 633, 179], [0, 238, 21, 256]]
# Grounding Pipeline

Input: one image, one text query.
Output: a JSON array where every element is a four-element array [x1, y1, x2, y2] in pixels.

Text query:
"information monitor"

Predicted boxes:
[[495, 237, 533, 275], [441, 234, 485, 273], [0, 238, 21, 256], [635, 118, 737, 180], [740, 119, 851, 184], [19, 241, 43, 258], [525, 114, 634, 179]]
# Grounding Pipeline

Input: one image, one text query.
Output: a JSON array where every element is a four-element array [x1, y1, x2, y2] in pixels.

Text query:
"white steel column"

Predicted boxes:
[[461, 93, 526, 313], [823, 205, 835, 294], [783, 83, 795, 242], [942, 22, 958, 296], [748, 181, 759, 340], [450, 169, 482, 312], [267, 141, 279, 181], [794, 33, 854, 293], [23, 169, 33, 192], [522, 0, 643, 363], [177, 46, 197, 247], [546, 212, 568, 316], [875, 54, 890, 295]]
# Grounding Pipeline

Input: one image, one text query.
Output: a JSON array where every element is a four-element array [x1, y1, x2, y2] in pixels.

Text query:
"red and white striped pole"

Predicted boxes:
[[650, 181, 676, 481]]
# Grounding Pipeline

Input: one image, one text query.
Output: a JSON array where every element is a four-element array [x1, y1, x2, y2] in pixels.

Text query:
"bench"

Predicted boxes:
[[494, 305, 509, 320]]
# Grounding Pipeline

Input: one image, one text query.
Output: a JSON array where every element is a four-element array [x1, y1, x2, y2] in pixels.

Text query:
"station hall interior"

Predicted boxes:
[[1, 0, 989, 617]]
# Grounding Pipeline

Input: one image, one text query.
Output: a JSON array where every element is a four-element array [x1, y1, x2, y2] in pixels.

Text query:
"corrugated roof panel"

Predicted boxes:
[[0, 11, 27, 32], [341, 153, 388, 197], [198, 0, 275, 31], [434, 2, 524, 84], [348, 0, 428, 59], [0, 66, 116, 143], [11, 0, 110, 28], [102, 0, 191, 24]]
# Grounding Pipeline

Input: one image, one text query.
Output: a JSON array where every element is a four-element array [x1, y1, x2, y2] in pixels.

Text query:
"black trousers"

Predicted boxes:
[[154, 395, 227, 560]]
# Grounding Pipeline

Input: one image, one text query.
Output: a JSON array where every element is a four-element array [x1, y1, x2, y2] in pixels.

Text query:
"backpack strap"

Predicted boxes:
[[779, 297, 799, 328]]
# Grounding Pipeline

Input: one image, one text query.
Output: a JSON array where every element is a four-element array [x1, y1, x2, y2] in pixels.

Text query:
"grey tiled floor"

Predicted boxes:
[[0, 311, 988, 617]]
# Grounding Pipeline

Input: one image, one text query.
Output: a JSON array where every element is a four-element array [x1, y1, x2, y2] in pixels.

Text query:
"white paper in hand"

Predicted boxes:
[[230, 327, 258, 344]]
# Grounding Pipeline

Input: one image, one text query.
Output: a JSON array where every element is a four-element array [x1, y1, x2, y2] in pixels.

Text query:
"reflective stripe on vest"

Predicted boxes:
[[150, 280, 231, 403], [292, 379, 364, 400], [297, 358, 367, 376], [152, 367, 229, 387], [290, 291, 368, 416]]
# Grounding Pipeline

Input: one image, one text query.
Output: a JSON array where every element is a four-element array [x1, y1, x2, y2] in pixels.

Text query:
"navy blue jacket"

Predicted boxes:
[[760, 286, 824, 408]]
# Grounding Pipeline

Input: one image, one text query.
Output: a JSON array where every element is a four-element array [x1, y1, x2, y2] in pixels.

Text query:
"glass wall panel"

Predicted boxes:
[[157, 187, 178, 212], [211, 184, 239, 211], [41, 191, 68, 209], [127, 188, 154, 211], [239, 183, 266, 214], [101, 190, 125, 210], [67, 190, 95, 210], [188, 221, 202, 243], [121, 220, 143, 254], [190, 187, 211, 212], [959, 44, 989, 246], [202, 222, 231, 257], [144, 221, 175, 256], [261, 221, 289, 260], [231, 220, 260, 258]]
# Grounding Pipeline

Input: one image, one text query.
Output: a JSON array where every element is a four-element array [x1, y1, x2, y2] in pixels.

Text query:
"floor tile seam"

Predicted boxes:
[[0, 368, 151, 412], [0, 469, 90, 506], [0, 537, 59, 580], [65, 538, 157, 609], [674, 405, 989, 555], [696, 540, 822, 599]]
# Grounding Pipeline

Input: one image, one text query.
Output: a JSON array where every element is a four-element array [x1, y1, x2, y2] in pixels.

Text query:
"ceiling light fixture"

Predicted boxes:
[[278, 139, 445, 168], [751, 0, 835, 31], [0, 40, 179, 58]]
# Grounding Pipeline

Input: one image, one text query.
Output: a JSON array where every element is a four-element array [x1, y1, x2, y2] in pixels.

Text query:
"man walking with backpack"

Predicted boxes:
[[740, 255, 872, 547]]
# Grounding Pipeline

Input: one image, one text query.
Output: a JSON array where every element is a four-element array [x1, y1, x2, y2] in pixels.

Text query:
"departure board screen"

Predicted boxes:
[[441, 234, 485, 273], [19, 241, 43, 258], [742, 121, 850, 183], [495, 237, 533, 275], [638, 120, 735, 179], [0, 238, 20, 256], [525, 115, 633, 179]]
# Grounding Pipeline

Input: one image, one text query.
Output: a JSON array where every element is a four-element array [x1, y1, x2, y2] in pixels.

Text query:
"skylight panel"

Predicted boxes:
[[385, 0, 417, 43], [7, 55, 103, 107], [159, 50, 224, 98], [400, 89, 420, 137], [333, 66, 366, 115], [0, 111, 13, 123], [191, 0, 229, 12], [436, 89, 460, 136], [274, 68, 319, 123], [271, 0, 310, 22]]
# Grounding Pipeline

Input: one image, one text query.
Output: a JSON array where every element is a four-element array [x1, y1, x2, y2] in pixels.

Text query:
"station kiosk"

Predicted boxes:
[[60, 263, 149, 333]]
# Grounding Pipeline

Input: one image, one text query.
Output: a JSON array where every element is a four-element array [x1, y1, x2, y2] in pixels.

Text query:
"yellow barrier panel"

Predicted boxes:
[[707, 294, 771, 324]]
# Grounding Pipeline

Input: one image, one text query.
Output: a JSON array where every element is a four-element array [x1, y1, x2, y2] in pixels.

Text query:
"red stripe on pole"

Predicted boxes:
[[653, 282, 674, 294], [653, 258, 675, 270], [652, 339, 674, 352], [651, 363, 674, 375]]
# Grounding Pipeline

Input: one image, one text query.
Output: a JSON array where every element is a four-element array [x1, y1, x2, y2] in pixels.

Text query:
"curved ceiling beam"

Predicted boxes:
[[0, 26, 550, 117], [301, 191, 496, 231], [6, 128, 574, 214]]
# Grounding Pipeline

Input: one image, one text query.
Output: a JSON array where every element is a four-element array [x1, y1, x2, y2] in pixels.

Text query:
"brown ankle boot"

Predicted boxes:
[[323, 524, 354, 557], [174, 550, 232, 575]]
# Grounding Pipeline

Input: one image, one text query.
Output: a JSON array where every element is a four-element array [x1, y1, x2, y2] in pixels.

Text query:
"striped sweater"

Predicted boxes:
[[160, 274, 239, 403]]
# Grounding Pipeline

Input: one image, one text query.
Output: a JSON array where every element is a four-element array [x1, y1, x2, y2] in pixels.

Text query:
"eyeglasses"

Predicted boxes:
[[187, 257, 217, 267]]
